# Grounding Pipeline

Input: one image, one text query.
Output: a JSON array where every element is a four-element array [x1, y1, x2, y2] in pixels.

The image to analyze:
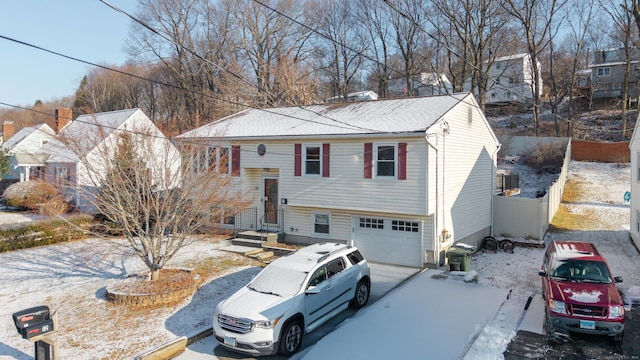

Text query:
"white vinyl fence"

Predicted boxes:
[[492, 136, 571, 241]]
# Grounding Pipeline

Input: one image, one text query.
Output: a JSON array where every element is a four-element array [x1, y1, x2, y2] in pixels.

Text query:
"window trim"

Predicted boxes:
[[303, 144, 322, 176], [312, 211, 331, 236], [374, 143, 397, 178], [193, 146, 230, 175]]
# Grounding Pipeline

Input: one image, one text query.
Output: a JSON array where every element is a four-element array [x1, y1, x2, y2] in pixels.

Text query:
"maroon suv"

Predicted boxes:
[[539, 241, 624, 341]]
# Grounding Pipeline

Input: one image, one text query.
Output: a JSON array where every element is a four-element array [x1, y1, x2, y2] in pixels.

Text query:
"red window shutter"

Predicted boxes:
[[364, 143, 373, 179], [231, 145, 241, 176], [294, 143, 302, 176], [398, 143, 407, 180], [322, 143, 330, 177]]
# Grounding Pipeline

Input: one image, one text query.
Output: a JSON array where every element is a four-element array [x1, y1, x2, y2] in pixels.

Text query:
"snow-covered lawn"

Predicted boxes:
[[0, 160, 637, 360], [0, 235, 263, 359]]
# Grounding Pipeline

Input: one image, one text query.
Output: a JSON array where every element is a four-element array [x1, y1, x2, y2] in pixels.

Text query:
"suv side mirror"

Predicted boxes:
[[538, 270, 547, 277], [305, 287, 320, 295], [614, 276, 623, 283]]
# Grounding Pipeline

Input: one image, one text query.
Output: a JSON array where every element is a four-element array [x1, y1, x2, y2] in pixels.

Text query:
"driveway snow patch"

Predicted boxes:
[[295, 269, 507, 360]]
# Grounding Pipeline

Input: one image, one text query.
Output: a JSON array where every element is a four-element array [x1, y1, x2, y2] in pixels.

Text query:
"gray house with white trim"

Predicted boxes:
[[178, 93, 500, 268]]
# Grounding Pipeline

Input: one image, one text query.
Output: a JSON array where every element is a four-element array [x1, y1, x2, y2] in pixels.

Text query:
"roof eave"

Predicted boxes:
[[179, 131, 428, 142]]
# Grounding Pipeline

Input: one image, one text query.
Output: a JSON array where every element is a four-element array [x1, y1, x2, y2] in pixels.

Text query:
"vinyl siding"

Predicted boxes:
[[437, 102, 498, 244], [237, 138, 428, 216]]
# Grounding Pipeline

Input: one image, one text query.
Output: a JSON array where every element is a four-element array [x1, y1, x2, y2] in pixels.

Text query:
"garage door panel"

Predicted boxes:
[[354, 217, 421, 267]]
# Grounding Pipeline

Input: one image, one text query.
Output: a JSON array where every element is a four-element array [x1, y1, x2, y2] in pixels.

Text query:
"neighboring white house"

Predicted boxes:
[[178, 93, 501, 268], [465, 53, 543, 105], [326, 90, 379, 103], [1, 122, 57, 182], [36, 108, 181, 212], [388, 73, 453, 97], [628, 119, 640, 250]]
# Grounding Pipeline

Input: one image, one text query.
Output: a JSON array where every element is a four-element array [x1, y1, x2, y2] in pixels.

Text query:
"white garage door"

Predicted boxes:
[[354, 217, 422, 267]]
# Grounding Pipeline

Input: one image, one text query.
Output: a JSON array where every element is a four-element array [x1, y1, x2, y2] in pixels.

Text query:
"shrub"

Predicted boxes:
[[0, 215, 93, 253], [38, 196, 70, 216], [3, 181, 61, 211], [523, 142, 566, 172]]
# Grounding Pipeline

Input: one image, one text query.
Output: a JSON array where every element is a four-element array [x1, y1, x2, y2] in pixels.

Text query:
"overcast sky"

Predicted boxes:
[[0, 0, 137, 107]]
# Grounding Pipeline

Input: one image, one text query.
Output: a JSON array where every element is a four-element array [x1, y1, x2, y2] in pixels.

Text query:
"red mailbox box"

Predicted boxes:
[[12, 306, 50, 335]]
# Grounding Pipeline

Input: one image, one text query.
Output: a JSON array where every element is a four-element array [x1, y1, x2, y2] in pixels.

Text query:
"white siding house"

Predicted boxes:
[[178, 93, 500, 267], [629, 119, 640, 250], [39, 109, 181, 212], [1, 123, 56, 182], [465, 53, 543, 105]]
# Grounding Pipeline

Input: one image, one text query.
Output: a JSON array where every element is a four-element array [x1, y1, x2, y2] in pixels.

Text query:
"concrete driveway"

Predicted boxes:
[[174, 262, 422, 360]]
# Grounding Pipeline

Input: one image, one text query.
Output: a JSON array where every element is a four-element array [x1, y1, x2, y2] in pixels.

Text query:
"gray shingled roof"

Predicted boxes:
[[2, 124, 55, 151], [42, 109, 140, 163], [178, 93, 471, 139]]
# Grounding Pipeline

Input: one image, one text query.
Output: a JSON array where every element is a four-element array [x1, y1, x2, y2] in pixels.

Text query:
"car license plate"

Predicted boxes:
[[580, 320, 595, 330], [224, 336, 237, 346]]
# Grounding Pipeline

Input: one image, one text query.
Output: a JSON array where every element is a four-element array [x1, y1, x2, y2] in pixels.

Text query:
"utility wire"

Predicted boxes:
[[0, 34, 377, 133], [98, 0, 378, 133]]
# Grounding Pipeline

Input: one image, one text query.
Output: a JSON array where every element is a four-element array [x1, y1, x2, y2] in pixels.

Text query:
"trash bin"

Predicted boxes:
[[447, 245, 474, 271]]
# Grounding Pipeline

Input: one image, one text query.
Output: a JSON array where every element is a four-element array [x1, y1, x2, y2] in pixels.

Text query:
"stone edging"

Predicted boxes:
[[105, 269, 201, 307]]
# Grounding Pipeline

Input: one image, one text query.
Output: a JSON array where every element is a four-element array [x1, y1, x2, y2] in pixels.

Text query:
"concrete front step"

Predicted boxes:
[[231, 238, 263, 248], [234, 231, 279, 244]]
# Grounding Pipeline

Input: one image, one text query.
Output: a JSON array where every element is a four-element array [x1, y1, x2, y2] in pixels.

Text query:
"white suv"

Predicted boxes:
[[213, 242, 371, 356]]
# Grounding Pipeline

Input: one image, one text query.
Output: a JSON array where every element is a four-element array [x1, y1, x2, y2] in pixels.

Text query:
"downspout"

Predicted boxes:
[[490, 143, 502, 237], [425, 133, 439, 266]]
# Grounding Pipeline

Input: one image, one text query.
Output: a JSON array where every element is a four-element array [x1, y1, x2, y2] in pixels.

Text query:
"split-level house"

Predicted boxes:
[[590, 47, 640, 100], [178, 93, 501, 268], [465, 53, 543, 105]]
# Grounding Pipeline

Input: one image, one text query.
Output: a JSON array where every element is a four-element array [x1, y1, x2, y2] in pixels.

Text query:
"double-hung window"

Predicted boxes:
[[304, 144, 321, 175], [597, 67, 610, 76], [313, 212, 330, 235], [376, 143, 396, 177]]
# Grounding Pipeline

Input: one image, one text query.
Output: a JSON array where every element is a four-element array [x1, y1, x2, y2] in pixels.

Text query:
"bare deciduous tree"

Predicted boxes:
[[311, 0, 368, 99], [57, 119, 246, 280], [429, 0, 513, 109], [602, 0, 640, 140], [502, 0, 568, 135]]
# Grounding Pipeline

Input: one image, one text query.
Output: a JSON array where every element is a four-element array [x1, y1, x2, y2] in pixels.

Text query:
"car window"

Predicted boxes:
[[308, 266, 328, 287], [347, 250, 364, 265], [551, 260, 612, 283], [326, 258, 345, 278]]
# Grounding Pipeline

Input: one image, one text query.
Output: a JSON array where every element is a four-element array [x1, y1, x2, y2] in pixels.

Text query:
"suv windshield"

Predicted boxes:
[[550, 259, 612, 283], [249, 264, 308, 297]]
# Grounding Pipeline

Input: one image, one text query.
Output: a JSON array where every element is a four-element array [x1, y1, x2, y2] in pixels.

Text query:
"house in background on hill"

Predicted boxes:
[[465, 53, 543, 106], [178, 93, 501, 268], [589, 47, 640, 101], [388, 72, 453, 97]]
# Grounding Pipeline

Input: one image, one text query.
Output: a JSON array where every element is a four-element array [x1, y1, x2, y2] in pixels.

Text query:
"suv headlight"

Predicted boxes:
[[255, 316, 282, 329], [549, 300, 566, 314], [609, 305, 625, 319]]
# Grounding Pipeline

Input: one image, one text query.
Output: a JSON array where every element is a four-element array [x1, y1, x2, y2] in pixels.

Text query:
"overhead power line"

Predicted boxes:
[[98, 0, 378, 133]]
